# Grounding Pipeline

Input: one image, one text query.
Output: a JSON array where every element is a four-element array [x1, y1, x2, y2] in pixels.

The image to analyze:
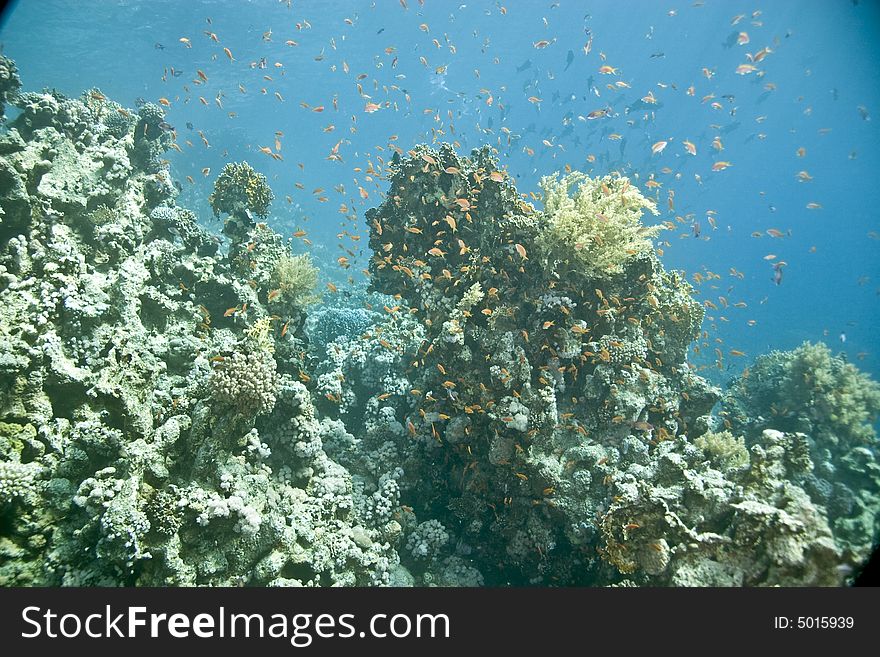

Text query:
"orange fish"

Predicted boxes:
[[712, 161, 732, 171], [651, 140, 668, 155]]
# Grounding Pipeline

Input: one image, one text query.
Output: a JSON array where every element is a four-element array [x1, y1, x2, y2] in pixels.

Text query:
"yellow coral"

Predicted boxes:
[[245, 317, 275, 353], [695, 430, 750, 472], [537, 172, 662, 279], [271, 253, 319, 307]]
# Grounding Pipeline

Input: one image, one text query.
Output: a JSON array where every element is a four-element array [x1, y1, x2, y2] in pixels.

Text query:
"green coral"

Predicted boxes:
[[537, 172, 662, 280], [695, 430, 750, 472], [209, 161, 274, 219], [270, 253, 319, 308]]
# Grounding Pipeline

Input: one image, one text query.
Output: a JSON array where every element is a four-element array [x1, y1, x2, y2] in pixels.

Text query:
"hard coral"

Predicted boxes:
[[0, 54, 22, 119], [365, 143, 719, 584], [210, 350, 280, 417], [725, 341, 880, 448], [209, 161, 274, 220]]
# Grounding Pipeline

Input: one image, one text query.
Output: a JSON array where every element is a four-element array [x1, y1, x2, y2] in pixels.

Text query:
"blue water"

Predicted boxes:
[[2, 0, 878, 385]]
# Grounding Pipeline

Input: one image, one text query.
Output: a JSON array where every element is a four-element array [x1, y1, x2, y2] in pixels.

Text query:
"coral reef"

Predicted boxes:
[[0, 70, 400, 586], [361, 143, 879, 585], [0, 62, 877, 587], [723, 342, 880, 570], [209, 161, 274, 244], [0, 55, 21, 119]]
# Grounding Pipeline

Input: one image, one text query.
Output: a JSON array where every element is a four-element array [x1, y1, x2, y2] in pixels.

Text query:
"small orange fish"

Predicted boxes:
[[683, 140, 697, 156], [223, 47, 234, 61], [651, 140, 668, 155], [514, 243, 527, 259], [712, 161, 732, 171]]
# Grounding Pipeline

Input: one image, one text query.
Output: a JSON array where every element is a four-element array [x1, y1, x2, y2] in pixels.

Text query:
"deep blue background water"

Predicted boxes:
[[1, 0, 878, 386]]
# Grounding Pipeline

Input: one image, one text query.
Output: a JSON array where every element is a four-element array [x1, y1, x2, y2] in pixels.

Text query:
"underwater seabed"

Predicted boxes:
[[0, 55, 878, 586]]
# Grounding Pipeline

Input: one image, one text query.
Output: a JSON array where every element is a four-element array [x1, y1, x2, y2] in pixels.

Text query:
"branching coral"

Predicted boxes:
[[537, 172, 662, 280], [209, 350, 279, 417]]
